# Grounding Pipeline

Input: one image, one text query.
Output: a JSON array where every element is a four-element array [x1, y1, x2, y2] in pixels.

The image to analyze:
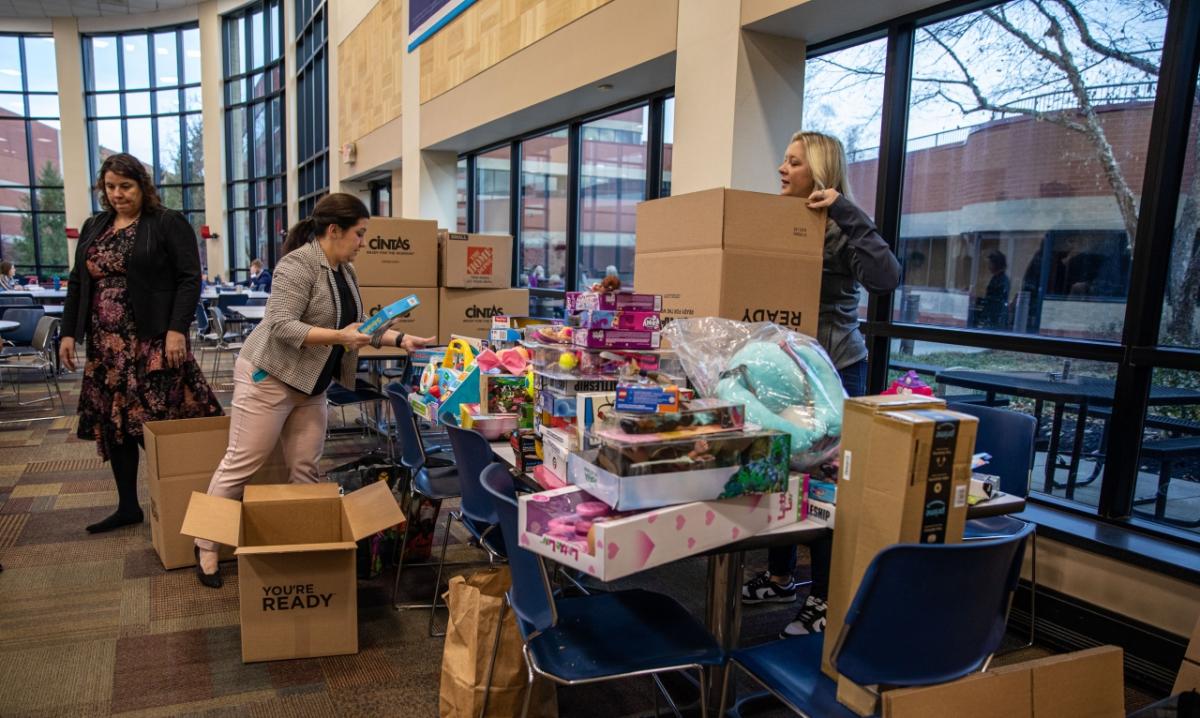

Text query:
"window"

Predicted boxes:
[[0, 34, 65, 279], [296, 0, 328, 218], [1162, 72, 1200, 349], [369, 179, 391, 217], [661, 96, 674, 197], [456, 157, 467, 231], [579, 106, 647, 290], [475, 145, 511, 235], [83, 26, 204, 261], [224, 1, 285, 279], [519, 129, 568, 291]]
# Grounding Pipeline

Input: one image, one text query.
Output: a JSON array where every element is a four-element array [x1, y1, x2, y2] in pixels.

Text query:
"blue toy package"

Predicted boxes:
[[614, 383, 680, 413], [360, 294, 421, 335], [806, 479, 837, 504]]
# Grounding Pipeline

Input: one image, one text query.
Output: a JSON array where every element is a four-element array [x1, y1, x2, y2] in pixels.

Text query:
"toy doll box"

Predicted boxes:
[[567, 430, 790, 511], [519, 477, 799, 581]]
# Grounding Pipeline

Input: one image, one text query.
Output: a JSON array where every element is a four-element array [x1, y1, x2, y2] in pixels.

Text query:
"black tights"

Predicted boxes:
[[768, 537, 832, 599], [106, 436, 143, 516]]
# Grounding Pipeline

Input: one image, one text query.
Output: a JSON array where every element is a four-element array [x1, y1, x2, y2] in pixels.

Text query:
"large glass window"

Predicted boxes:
[[456, 157, 468, 231], [578, 106, 648, 290], [661, 96, 674, 197], [519, 129, 568, 290], [894, 2, 1165, 340], [1163, 73, 1200, 348], [224, 1, 285, 279], [475, 145, 511, 235], [296, 0, 329, 218], [0, 34, 65, 279], [83, 26, 204, 252], [1133, 368, 1200, 534]]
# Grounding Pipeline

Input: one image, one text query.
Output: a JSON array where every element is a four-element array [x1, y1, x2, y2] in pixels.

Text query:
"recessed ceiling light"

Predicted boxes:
[[597, 83, 614, 91]]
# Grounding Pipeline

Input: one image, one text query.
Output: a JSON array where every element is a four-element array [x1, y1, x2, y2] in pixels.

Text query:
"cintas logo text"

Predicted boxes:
[[368, 235, 411, 251], [465, 304, 505, 319], [262, 584, 334, 611]]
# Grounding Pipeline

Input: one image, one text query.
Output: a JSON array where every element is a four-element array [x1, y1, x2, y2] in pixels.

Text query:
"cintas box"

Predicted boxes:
[[357, 287, 439, 357], [353, 217, 439, 287], [181, 481, 405, 663], [439, 288, 530, 340], [633, 188, 825, 335], [438, 230, 513, 289], [143, 416, 288, 570]]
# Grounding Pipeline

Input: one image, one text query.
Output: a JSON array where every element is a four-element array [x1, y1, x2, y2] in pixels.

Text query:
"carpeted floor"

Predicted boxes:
[[0, 366, 1161, 717]]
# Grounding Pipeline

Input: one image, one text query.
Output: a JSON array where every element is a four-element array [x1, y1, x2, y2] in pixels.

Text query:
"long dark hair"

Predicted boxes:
[[94, 153, 163, 212], [281, 193, 370, 256]]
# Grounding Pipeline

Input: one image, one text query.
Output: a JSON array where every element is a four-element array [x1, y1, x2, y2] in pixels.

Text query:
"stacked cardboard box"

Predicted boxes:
[[633, 188, 826, 336], [438, 230, 529, 340], [353, 217, 441, 356]]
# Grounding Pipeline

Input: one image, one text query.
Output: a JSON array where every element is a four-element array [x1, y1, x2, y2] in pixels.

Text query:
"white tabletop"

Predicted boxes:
[[42, 304, 63, 315], [201, 289, 270, 301], [0, 320, 18, 332], [229, 305, 266, 320], [2, 288, 66, 299]]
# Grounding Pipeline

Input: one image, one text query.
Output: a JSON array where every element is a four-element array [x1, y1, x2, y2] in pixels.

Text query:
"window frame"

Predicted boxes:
[[295, 0, 328, 219]]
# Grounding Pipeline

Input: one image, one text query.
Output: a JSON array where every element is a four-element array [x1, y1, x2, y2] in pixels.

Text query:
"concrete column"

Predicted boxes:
[[400, 34, 457, 227], [671, 0, 805, 195], [52, 17, 90, 268], [198, 1, 228, 278]]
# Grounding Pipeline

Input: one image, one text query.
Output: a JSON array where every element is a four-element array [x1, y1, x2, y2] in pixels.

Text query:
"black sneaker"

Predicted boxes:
[[780, 595, 828, 638], [741, 572, 798, 604]]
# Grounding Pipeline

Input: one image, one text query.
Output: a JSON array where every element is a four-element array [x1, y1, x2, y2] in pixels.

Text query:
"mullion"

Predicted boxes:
[[117, 32, 128, 151], [509, 141, 520, 287], [566, 122, 581, 293], [18, 36, 43, 273], [148, 32, 160, 185]]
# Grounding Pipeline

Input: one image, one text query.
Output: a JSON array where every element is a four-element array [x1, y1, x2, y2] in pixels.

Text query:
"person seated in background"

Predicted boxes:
[[0, 261, 22, 291], [247, 258, 272, 292]]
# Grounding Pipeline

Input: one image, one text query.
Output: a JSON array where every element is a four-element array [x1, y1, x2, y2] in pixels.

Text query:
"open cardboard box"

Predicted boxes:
[[181, 481, 405, 663], [518, 477, 799, 581]]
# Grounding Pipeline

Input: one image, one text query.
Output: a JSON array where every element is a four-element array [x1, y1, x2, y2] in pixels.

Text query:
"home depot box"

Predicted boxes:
[[143, 416, 288, 570], [633, 188, 825, 336], [439, 230, 513, 289], [181, 481, 405, 662], [439, 288, 529, 340], [353, 217, 438, 287], [357, 287, 439, 357], [881, 646, 1124, 718], [822, 395, 974, 681]]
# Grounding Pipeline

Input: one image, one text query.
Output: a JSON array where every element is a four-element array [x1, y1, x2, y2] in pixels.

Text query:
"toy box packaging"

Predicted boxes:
[[575, 310, 662, 331], [541, 426, 579, 481], [565, 291, 663, 313], [572, 328, 661, 350], [357, 287, 439, 357], [480, 374, 532, 415], [518, 476, 800, 581]]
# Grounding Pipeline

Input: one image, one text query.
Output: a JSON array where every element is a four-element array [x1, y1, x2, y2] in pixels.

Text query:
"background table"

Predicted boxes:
[[229, 305, 265, 320], [0, 320, 17, 333]]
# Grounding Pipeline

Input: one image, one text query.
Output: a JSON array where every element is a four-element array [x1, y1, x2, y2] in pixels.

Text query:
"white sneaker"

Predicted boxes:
[[741, 572, 798, 604], [780, 595, 828, 638]]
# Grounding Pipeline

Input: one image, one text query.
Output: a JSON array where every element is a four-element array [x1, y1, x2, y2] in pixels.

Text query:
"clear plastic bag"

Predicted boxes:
[[662, 318, 844, 470]]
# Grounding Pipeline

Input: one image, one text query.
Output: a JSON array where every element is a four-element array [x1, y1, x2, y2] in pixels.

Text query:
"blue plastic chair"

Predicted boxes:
[[950, 402, 1039, 649], [428, 422, 508, 637], [722, 522, 1034, 717], [480, 463, 725, 718], [1, 306, 45, 346]]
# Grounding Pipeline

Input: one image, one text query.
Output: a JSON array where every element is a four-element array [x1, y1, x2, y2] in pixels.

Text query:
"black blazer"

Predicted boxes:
[[62, 207, 202, 342]]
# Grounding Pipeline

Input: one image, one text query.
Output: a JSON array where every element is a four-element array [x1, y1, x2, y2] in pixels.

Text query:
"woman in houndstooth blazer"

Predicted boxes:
[[194, 193, 434, 588]]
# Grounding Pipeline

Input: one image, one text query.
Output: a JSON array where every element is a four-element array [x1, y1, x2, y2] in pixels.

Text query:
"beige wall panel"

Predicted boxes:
[[419, 0, 614, 104], [740, 0, 811, 27], [52, 17, 90, 265], [337, 0, 404, 147]]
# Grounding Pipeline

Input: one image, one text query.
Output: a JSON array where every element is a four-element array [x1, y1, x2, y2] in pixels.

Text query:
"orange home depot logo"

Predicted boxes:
[[466, 246, 493, 276]]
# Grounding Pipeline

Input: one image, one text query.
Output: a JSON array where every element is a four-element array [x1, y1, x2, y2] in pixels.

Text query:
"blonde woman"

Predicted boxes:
[[741, 131, 901, 636]]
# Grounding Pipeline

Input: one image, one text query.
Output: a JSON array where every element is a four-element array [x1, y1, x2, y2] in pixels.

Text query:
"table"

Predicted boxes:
[[488, 438, 1026, 711], [201, 289, 269, 302], [936, 369, 1200, 499], [229, 305, 265, 320], [41, 305, 63, 315], [0, 320, 17, 333]]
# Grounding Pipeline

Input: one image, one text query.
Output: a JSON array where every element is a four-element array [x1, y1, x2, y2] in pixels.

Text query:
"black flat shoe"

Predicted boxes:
[[86, 509, 144, 534], [194, 546, 223, 589]]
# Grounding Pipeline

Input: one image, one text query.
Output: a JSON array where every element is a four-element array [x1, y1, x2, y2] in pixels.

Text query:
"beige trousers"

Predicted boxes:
[[195, 357, 328, 552]]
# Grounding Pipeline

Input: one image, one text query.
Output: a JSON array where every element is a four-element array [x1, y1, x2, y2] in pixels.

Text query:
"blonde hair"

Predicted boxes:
[[790, 131, 853, 202]]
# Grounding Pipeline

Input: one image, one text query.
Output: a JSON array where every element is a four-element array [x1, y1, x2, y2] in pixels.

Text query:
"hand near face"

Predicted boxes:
[[807, 188, 841, 209]]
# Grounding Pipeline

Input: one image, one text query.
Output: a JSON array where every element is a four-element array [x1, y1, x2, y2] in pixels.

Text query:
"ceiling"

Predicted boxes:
[[0, 0, 204, 17]]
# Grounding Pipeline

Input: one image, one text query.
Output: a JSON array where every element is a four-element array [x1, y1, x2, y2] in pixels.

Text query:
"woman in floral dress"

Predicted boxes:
[[61, 153, 223, 534]]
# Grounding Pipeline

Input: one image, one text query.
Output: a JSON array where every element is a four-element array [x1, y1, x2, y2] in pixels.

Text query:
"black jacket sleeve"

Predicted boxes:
[[61, 216, 93, 341], [828, 194, 901, 294], [162, 210, 202, 335]]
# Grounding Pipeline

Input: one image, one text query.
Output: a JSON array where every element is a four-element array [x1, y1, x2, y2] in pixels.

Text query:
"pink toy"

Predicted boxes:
[[575, 519, 593, 536], [547, 516, 578, 534], [576, 501, 611, 519]]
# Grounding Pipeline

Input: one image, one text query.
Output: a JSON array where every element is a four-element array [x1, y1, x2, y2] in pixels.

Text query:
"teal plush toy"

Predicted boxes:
[[716, 338, 843, 469]]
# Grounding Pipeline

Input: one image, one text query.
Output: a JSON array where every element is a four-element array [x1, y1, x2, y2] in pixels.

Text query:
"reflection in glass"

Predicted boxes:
[[890, 1, 1166, 342], [157, 115, 181, 182], [0, 93, 22, 115], [0, 120, 31, 185], [126, 117, 153, 166], [154, 32, 178, 88], [1135, 369, 1200, 532], [123, 35, 149, 89], [579, 106, 648, 290], [125, 91, 150, 116], [90, 37, 119, 92], [519, 130, 568, 289], [157, 89, 179, 114], [27, 94, 58, 118], [476, 146, 511, 235], [0, 37, 20, 92], [1161, 73, 1200, 348], [24, 37, 56, 92], [183, 29, 201, 84]]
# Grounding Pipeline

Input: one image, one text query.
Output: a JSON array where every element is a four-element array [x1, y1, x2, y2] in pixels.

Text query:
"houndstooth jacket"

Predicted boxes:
[[239, 240, 364, 394]]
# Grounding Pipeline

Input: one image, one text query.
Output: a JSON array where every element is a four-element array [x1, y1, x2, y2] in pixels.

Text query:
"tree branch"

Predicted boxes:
[[1046, 0, 1159, 77]]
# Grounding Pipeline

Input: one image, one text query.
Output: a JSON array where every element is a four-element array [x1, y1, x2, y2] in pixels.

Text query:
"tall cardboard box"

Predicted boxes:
[[143, 416, 288, 569], [439, 288, 530, 340], [181, 481, 405, 662], [633, 188, 826, 336], [357, 286, 440, 357], [823, 395, 975, 683], [352, 217, 439, 287], [439, 230, 513, 289]]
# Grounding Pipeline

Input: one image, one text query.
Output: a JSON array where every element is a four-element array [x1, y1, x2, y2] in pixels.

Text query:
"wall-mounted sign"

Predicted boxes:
[[408, 0, 478, 52]]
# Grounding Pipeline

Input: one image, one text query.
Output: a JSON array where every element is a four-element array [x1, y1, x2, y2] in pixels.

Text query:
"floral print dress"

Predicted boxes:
[[76, 218, 223, 459]]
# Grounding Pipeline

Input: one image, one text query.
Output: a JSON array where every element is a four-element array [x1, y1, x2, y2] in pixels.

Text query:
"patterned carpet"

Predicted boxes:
[[0, 369, 1158, 717]]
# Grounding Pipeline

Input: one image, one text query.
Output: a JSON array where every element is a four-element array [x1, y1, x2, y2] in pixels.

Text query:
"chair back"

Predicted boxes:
[[385, 382, 429, 470], [480, 462, 555, 637], [444, 422, 500, 526], [2, 306, 45, 345], [833, 522, 1034, 687], [0, 293, 34, 306], [948, 402, 1037, 497], [244, 296, 267, 306], [194, 303, 210, 333], [216, 294, 248, 312], [210, 307, 228, 339], [30, 316, 58, 353]]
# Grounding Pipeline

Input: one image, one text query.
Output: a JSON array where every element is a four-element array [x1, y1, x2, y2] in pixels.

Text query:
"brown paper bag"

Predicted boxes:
[[438, 567, 557, 718]]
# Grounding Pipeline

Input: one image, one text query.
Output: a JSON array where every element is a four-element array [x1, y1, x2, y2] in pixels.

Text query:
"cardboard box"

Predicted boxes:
[[635, 249, 822, 336], [357, 287, 439, 357], [1175, 614, 1200, 693], [823, 395, 972, 680], [353, 217, 439, 287], [635, 187, 826, 255], [143, 416, 288, 570], [181, 481, 405, 663], [439, 288, 530, 340], [881, 646, 1124, 718], [439, 231, 513, 289], [519, 477, 800, 581]]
